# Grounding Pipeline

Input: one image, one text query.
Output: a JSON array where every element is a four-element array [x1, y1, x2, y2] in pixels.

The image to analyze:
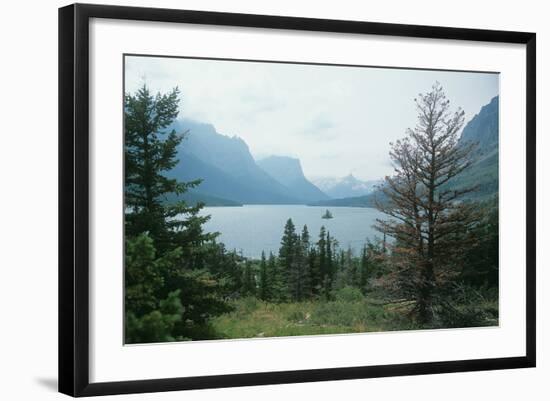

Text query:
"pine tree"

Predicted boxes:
[[279, 218, 298, 291], [287, 227, 312, 302], [298, 225, 312, 299], [324, 231, 334, 299], [268, 252, 286, 302], [341, 246, 358, 288], [125, 85, 208, 250], [124, 85, 229, 342], [259, 251, 270, 300], [302, 225, 314, 299], [125, 233, 174, 319], [316, 226, 327, 293], [301, 225, 310, 250], [242, 261, 256, 296], [201, 241, 247, 299], [124, 233, 230, 343], [308, 247, 321, 298], [360, 244, 369, 291]]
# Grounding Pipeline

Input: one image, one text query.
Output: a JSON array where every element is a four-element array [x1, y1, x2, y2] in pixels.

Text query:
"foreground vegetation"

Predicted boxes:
[[212, 295, 413, 339], [211, 289, 498, 340]]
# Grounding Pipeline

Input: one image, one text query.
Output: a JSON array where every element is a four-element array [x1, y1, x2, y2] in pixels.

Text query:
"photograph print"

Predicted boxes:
[[124, 55, 499, 344]]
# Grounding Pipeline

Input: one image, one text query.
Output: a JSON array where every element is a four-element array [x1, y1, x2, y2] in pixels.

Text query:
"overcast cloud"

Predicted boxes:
[[125, 56, 499, 181]]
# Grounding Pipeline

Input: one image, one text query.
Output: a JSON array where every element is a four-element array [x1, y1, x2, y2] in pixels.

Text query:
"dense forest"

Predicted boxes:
[[124, 83, 499, 344]]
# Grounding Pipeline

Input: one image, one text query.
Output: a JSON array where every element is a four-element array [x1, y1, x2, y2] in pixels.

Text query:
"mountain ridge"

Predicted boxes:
[[312, 174, 380, 199], [170, 119, 318, 205], [257, 156, 329, 202]]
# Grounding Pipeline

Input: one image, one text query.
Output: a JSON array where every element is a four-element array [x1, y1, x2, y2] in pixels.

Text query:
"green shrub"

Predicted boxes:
[[310, 300, 385, 327], [332, 286, 365, 302], [125, 290, 185, 343]]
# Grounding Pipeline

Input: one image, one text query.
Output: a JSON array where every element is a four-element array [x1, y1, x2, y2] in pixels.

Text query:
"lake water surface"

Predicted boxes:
[[198, 205, 385, 258]]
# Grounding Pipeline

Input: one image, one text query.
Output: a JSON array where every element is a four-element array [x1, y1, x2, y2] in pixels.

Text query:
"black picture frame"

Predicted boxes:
[[59, 3, 536, 397]]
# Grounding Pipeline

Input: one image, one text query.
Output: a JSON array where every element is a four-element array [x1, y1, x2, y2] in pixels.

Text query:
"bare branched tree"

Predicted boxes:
[[375, 82, 481, 324]]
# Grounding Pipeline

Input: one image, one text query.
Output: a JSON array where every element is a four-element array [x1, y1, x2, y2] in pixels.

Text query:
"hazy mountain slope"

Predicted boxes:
[[257, 156, 329, 202], [447, 95, 499, 199], [166, 190, 243, 207], [459, 96, 498, 151], [169, 151, 300, 204], [170, 119, 302, 204]]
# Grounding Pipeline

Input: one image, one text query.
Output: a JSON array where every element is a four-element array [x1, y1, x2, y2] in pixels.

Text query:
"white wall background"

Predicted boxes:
[[0, 0, 547, 399]]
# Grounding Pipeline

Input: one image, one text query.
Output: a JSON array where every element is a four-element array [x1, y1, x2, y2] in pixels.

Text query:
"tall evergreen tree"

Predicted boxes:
[[259, 251, 270, 300], [299, 225, 312, 298], [360, 244, 369, 291], [125, 85, 210, 250], [267, 251, 286, 302], [124, 85, 228, 342], [340, 246, 358, 288], [324, 231, 334, 298], [287, 228, 312, 301], [242, 261, 256, 296], [279, 218, 298, 288], [308, 248, 320, 298], [316, 226, 327, 292], [301, 225, 310, 250]]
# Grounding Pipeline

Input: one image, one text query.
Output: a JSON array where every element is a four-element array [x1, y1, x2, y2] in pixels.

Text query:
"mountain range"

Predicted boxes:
[[168, 120, 328, 205], [168, 95, 498, 207], [312, 174, 380, 199]]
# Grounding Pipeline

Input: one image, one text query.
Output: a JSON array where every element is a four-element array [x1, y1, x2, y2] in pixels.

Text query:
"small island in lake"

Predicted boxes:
[[321, 209, 334, 219]]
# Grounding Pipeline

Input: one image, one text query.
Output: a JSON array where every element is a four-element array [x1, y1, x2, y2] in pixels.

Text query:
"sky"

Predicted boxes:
[[125, 55, 499, 181]]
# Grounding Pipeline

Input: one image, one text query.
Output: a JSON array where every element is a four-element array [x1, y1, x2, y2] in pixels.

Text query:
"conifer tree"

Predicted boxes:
[[124, 84, 229, 342], [125, 233, 176, 320], [323, 231, 334, 298], [259, 251, 270, 301], [360, 244, 369, 291], [125, 85, 211, 251], [308, 247, 321, 298], [301, 225, 310, 250], [242, 261, 256, 296], [316, 226, 327, 296], [375, 82, 480, 324], [279, 219, 297, 266], [279, 218, 298, 291], [268, 252, 286, 302], [287, 227, 312, 301], [340, 247, 358, 288], [299, 225, 312, 298]]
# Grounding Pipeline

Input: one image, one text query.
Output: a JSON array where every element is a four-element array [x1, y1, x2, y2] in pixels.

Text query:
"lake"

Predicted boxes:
[[197, 205, 386, 259]]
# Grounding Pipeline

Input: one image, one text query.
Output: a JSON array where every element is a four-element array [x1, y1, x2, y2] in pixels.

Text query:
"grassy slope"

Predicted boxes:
[[211, 297, 421, 339], [210, 295, 498, 340]]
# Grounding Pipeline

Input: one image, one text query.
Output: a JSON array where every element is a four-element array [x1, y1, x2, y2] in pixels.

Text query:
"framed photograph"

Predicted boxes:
[[59, 3, 536, 397]]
